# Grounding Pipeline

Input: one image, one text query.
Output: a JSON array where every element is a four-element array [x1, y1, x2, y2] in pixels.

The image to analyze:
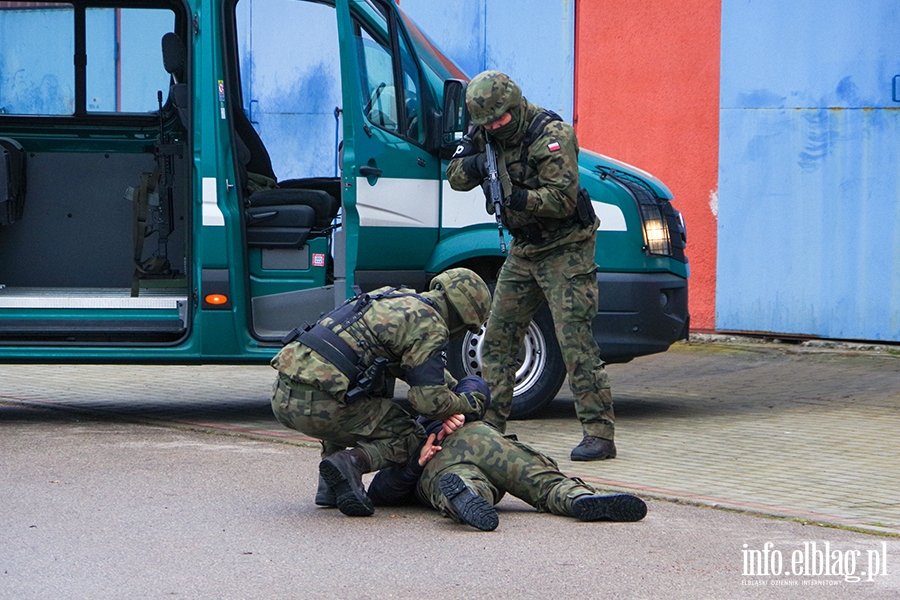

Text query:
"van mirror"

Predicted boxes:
[[441, 79, 469, 148]]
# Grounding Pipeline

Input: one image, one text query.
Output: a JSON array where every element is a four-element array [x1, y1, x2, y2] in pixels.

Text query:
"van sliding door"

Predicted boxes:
[[0, 2, 190, 344]]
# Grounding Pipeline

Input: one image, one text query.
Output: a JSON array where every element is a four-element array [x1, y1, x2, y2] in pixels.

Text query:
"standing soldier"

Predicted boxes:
[[447, 70, 616, 461], [269, 268, 492, 517]]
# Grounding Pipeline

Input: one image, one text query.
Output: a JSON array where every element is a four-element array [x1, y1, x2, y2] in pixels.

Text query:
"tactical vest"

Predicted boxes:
[[282, 287, 435, 396], [505, 109, 596, 241]]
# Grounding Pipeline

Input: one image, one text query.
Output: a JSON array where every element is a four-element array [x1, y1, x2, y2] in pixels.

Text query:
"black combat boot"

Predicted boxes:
[[570, 436, 617, 461], [572, 494, 647, 522], [319, 448, 374, 517], [314, 474, 336, 508], [438, 473, 499, 531]]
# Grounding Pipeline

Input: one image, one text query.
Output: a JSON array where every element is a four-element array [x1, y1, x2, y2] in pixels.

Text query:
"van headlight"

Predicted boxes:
[[639, 203, 671, 255], [601, 168, 687, 262]]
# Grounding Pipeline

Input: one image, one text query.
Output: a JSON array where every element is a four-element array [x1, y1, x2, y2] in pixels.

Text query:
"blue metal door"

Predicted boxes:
[[717, 0, 900, 341]]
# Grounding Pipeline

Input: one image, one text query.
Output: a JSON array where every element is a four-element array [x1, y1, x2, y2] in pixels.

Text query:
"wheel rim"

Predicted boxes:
[[459, 320, 548, 396]]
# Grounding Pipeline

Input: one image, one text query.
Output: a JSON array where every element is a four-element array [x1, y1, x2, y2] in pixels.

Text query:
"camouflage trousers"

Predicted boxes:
[[270, 374, 426, 471], [418, 422, 596, 517], [481, 234, 615, 439]]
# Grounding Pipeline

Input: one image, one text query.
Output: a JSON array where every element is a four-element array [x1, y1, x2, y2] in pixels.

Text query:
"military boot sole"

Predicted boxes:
[[319, 458, 374, 517], [572, 494, 647, 522], [438, 473, 498, 532]]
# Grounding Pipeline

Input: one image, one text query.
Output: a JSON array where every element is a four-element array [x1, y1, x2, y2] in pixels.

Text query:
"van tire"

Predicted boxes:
[[446, 301, 566, 420]]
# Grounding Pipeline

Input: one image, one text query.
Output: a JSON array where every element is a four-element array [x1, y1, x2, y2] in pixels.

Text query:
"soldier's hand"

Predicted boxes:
[[451, 134, 477, 159], [418, 433, 442, 466], [461, 153, 488, 181], [503, 188, 528, 211]]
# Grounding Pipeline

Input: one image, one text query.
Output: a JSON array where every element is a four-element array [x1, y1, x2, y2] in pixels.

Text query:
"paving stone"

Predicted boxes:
[[1, 340, 898, 534]]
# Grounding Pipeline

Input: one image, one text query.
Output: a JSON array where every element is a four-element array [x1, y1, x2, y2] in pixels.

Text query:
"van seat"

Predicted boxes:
[[246, 188, 337, 230], [161, 32, 189, 132]]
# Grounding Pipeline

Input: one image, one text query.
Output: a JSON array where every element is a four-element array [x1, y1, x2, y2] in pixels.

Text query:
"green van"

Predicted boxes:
[[0, 0, 688, 417]]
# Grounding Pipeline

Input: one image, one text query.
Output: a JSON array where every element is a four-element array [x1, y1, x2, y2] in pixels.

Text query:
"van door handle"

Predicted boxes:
[[359, 166, 382, 177]]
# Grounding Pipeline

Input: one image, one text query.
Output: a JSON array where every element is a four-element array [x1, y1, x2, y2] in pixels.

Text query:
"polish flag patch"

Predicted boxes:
[[547, 141, 561, 152]]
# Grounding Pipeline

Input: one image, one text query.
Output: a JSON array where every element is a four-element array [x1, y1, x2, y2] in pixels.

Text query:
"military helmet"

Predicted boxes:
[[466, 70, 522, 127], [429, 268, 491, 333]]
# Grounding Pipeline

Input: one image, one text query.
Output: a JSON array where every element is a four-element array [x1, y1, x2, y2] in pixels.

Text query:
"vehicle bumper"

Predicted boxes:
[[593, 271, 689, 363]]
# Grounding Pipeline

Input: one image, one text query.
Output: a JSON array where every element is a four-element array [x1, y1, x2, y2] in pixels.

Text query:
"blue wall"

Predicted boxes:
[[237, 0, 342, 180], [238, 0, 575, 180], [399, 0, 575, 121], [717, 0, 900, 341]]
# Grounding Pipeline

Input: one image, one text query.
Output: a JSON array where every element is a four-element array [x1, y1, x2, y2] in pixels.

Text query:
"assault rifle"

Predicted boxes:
[[346, 357, 389, 402], [483, 132, 507, 254]]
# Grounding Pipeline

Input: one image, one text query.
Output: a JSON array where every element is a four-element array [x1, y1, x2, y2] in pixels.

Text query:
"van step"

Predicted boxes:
[[0, 287, 187, 310]]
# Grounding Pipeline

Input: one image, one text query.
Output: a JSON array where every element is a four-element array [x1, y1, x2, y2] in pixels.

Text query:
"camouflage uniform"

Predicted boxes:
[[446, 71, 615, 448], [366, 421, 648, 530], [417, 422, 596, 518], [270, 285, 486, 471]]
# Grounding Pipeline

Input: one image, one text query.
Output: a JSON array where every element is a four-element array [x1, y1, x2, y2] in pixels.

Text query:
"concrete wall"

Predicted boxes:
[[575, 0, 721, 331]]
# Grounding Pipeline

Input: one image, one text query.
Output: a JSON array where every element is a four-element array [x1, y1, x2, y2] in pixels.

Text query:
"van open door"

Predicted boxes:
[[226, 0, 345, 342], [335, 0, 442, 294]]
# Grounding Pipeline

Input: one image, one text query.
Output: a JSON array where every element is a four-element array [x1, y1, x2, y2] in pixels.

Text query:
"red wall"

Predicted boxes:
[[575, 1, 721, 331]]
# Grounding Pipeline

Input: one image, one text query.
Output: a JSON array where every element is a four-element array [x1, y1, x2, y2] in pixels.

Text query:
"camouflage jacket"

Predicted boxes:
[[270, 287, 478, 420], [446, 99, 598, 260]]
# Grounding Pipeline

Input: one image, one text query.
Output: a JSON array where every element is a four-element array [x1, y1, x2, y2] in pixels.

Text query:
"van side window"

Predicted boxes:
[[0, 3, 174, 115], [0, 3, 75, 115], [353, 4, 424, 144], [396, 23, 424, 144], [357, 27, 400, 132], [85, 8, 175, 113]]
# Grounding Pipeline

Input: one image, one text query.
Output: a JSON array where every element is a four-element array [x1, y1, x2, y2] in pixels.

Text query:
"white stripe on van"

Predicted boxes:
[[440, 181, 627, 231], [202, 177, 225, 227], [355, 177, 440, 228]]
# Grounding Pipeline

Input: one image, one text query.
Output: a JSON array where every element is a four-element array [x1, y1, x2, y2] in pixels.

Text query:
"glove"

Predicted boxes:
[[503, 188, 528, 212], [453, 376, 491, 421], [454, 375, 491, 404], [461, 153, 488, 180], [451, 134, 477, 159]]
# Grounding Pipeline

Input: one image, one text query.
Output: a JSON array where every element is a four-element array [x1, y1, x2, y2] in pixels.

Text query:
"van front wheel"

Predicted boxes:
[[446, 303, 566, 419]]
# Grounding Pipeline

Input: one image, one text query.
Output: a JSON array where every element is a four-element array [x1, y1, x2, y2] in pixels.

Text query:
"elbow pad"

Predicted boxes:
[[404, 352, 446, 387]]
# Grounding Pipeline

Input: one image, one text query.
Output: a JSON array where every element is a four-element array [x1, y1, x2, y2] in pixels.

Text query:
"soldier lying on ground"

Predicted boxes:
[[366, 376, 647, 531], [269, 268, 492, 518]]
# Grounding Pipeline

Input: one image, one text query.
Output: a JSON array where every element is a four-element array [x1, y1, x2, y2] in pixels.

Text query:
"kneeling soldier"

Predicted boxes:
[[270, 268, 492, 517]]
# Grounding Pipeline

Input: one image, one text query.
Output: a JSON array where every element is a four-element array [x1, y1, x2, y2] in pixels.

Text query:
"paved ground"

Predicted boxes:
[[5, 410, 899, 599], [1, 337, 898, 536]]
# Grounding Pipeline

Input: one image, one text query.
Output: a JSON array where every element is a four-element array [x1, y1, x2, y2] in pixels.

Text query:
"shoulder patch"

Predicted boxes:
[[547, 141, 561, 152]]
